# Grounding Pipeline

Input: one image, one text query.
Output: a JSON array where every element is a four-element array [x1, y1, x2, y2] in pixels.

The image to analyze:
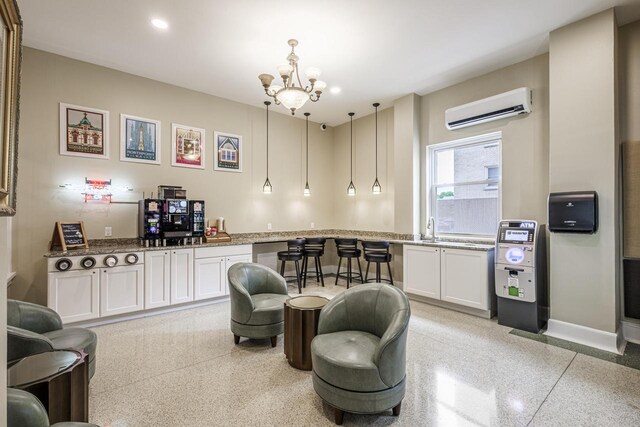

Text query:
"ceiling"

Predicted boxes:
[[18, 0, 640, 126]]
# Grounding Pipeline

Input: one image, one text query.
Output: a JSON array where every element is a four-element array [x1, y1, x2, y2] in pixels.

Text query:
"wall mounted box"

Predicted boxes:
[[548, 191, 598, 233]]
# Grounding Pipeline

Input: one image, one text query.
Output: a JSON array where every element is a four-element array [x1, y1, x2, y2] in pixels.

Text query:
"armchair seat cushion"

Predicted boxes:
[[246, 294, 290, 326], [311, 330, 387, 392]]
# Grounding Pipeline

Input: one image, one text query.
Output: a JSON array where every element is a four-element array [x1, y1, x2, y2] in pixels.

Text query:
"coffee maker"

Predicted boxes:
[[189, 200, 205, 244], [161, 199, 192, 245], [138, 199, 163, 247]]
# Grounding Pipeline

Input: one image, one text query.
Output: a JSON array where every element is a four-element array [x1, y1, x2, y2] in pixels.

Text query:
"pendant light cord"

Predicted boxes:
[[375, 105, 378, 178], [266, 103, 269, 177], [350, 113, 353, 181], [306, 114, 309, 183]]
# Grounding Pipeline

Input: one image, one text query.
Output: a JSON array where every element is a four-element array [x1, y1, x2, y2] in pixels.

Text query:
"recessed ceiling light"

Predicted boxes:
[[151, 18, 169, 30], [330, 87, 341, 94]]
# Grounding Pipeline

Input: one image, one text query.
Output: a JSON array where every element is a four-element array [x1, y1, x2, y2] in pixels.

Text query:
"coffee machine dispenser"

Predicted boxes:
[[161, 199, 192, 245], [138, 199, 163, 247], [495, 220, 548, 333], [189, 200, 205, 244]]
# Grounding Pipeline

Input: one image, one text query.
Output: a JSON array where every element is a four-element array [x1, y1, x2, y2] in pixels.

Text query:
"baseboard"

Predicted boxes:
[[66, 297, 229, 328], [622, 320, 640, 345], [407, 293, 494, 319], [545, 318, 626, 355]]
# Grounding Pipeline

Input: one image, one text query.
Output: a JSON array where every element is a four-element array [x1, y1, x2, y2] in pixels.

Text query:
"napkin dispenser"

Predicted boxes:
[[548, 191, 598, 233]]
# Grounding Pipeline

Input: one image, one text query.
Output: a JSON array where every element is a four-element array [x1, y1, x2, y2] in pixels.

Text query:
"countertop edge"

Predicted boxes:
[[44, 230, 495, 257]]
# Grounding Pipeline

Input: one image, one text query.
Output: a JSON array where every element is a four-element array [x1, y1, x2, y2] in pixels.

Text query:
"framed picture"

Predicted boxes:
[[214, 131, 242, 172], [59, 103, 110, 159], [171, 123, 205, 169], [0, 0, 22, 216], [120, 114, 161, 165]]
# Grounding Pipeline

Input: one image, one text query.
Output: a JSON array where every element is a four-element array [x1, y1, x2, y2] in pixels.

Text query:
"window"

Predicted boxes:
[[485, 166, 499, 190], [428, 132, 501, 237]]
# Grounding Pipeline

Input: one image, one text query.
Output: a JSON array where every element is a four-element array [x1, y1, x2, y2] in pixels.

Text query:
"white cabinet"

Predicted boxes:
[[171, 248, 194, 304], [403, 246, 441, 299], [403, 244, 494, 313], [100, 265, 145, 316], [194, 245, 253, 300], [48, 269, 100, 323], [440, 248, 489, 310], [194, 256, 225, 300], [144, 250, 171, 309], [225, 254, 253, 288]]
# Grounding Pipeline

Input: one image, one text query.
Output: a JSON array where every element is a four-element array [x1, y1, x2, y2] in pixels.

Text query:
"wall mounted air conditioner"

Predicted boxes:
[[445, 87, 532, 130]]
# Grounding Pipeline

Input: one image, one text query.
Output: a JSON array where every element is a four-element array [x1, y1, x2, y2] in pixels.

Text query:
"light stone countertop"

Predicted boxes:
[[44, 229, 494, 258]]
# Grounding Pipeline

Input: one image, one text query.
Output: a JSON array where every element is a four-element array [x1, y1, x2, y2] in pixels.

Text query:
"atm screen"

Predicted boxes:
[[499, 227, 535, 244], [505, 230, 529, 242]]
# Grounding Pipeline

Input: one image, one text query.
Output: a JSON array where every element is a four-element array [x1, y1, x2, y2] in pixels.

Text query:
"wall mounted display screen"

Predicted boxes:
[[167, 199, 188, 215]]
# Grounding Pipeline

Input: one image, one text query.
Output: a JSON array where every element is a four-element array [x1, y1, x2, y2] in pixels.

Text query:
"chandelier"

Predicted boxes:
[[259, 39, 326, 115]]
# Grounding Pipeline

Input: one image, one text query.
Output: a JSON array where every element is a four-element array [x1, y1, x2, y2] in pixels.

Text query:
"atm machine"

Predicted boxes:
[[495, 220, 548, 333]]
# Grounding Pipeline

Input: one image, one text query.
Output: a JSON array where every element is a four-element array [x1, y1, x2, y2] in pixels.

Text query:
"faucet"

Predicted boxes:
[[427, 216, 436, 242]]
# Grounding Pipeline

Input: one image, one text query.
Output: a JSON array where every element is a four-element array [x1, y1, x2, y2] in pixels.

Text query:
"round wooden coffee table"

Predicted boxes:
[[8, 350, 89, 424], [284, 295, 329, 370]]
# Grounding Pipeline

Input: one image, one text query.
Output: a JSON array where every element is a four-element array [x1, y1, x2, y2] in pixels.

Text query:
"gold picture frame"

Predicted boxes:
[[0, 0, 21, 216]]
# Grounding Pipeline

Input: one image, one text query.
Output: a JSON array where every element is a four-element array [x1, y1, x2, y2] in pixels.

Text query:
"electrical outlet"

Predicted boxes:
[[311, 222, 315, 229], [267, 223, 272, 230], [104, 226, 112, 237]]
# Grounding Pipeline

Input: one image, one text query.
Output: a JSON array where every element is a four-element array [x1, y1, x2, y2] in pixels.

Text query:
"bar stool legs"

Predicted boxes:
[[335, 256, 363, 289], [280, 259, 302, 294], [364, 260, 394, 284], [302, 255, 325, 288]]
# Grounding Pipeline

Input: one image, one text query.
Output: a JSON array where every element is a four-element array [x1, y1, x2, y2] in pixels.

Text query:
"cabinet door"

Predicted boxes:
[[171, 248, 194, 304], [145, 251, 171, 309], [48, 270, 100, 324], [100, 265, 145, 316], [225, 254, 253, 295], [403, 245, 441, 299], [440, 248, 489, 310], [194, 257, 225, 300]]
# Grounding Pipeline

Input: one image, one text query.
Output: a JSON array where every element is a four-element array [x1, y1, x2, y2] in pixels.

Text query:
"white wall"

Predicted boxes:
[[12, 48, 335, 304], [420, 54, 550, 232], [548, 9, 619, 334], [331, 107, 395, 231]]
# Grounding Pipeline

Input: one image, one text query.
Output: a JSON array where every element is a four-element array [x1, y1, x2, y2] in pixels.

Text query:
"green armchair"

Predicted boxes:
[[228, 262, 290, 347], [310, 283, 411, 424], [8, 388, 99, 427], [7, 299, 97, 379]]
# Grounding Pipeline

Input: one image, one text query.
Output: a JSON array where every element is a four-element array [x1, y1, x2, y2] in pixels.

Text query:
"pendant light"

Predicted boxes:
[[347, 112, 356, 196], [263, 101, 272, 194], [303, 112, 311, 196], [372, 102, 382, 194]]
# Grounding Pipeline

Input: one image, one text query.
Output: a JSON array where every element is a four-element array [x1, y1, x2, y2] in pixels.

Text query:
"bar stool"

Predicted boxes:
[[335, 238, 363, 289], [302, 237, 326, 288], [278, 239, 306, 293], [362, 240, 394, 285]]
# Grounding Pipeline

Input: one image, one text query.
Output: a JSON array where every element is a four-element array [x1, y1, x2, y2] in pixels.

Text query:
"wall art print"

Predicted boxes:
[[214, 131, 242, 172], [120, 114, 161, 165], [59, 103, 110, 159], [171, 123, 205, 169]]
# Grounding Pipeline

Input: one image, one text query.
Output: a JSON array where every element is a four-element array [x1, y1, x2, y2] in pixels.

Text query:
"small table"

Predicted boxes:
[[8, 350, 89, 424], [284, 295, 329, 370]]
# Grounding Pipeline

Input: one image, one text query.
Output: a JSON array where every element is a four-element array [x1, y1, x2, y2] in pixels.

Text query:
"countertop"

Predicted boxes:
[[44, 229, 495, 258]]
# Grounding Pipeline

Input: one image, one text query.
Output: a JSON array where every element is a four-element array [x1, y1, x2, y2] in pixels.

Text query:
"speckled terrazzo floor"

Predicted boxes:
[[88, 281, 640, 426]]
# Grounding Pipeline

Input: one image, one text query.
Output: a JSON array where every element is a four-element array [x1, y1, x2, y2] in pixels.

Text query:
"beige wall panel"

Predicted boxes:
[[13, 48, 334, 304], [623, 141, 640, 258]]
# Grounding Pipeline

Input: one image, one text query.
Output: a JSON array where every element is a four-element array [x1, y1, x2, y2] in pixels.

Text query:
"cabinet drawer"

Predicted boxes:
[[195, 245, 252, 259]]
